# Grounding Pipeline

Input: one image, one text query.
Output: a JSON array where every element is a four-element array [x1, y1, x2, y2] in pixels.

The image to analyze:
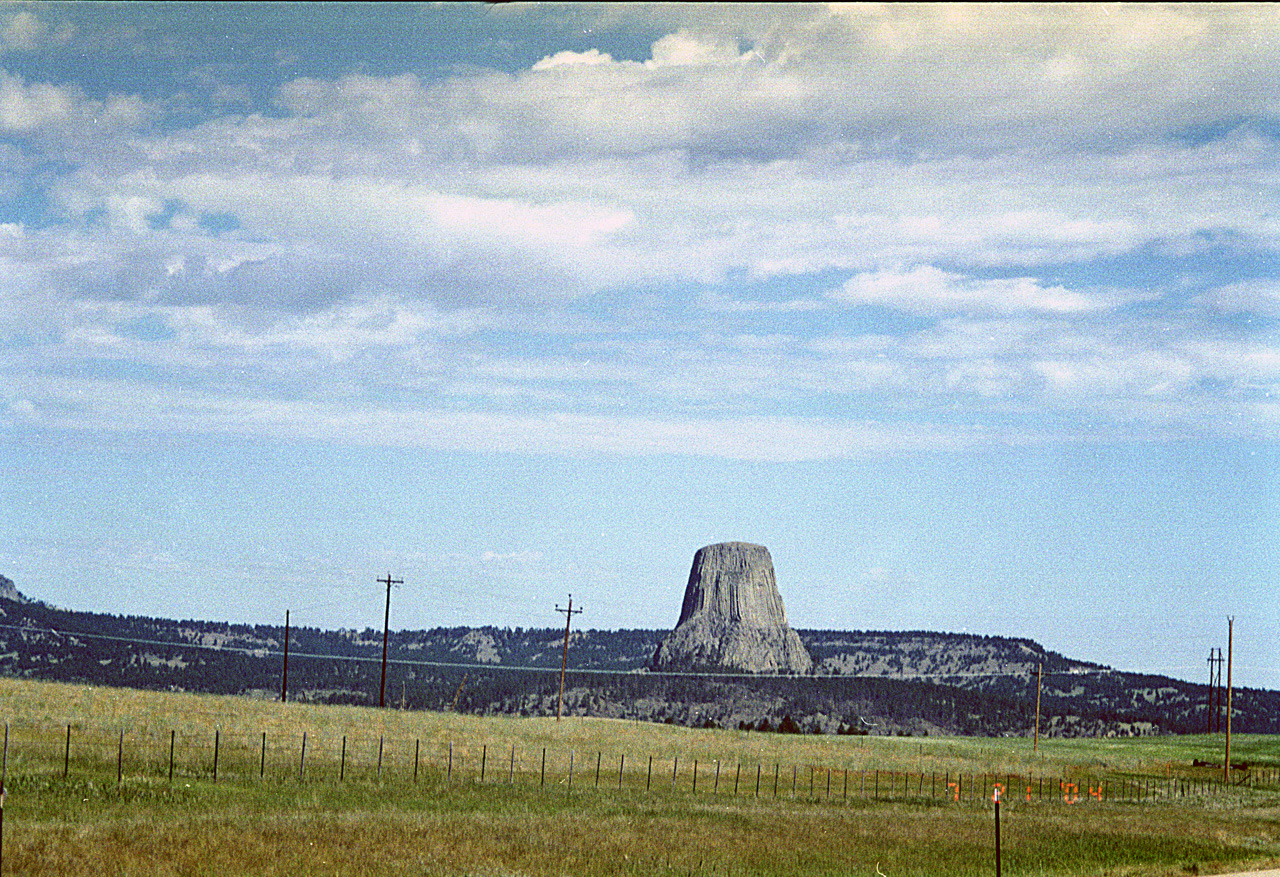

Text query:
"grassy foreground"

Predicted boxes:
[[1, 678, 1278, 877]]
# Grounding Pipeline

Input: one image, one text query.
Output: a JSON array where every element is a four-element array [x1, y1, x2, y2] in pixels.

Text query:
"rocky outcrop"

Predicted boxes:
[[652, 542, 813, 674], [0, 574, 31, 604]]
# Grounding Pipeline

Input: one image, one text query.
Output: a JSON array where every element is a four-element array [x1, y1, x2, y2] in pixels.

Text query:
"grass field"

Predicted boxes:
[[1, 678, 1278, 876]]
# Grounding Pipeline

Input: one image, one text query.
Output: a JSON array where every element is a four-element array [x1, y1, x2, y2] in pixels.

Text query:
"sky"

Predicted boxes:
[[0, 3, 1277, 691]]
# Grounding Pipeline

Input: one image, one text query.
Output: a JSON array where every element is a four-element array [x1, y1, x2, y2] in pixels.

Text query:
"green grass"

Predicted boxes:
[[1, 678, 1278, 877]]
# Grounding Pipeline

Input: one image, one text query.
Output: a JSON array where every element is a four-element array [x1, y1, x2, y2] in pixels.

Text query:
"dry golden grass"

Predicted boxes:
[[1, 678, 1278, 877]]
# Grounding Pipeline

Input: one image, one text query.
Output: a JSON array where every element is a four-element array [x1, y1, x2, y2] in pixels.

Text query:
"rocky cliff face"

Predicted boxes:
[[652, 542, 813, 674], [0, 574, 31, 604]]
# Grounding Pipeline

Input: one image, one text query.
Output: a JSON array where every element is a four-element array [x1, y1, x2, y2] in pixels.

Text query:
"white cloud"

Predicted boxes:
[[0, 71, 149, 140], [1, 5, 1277, 457], [646, 29, 745, 68], [833, 266, 1108, 316], [1202, 279, 1280, 318], [532, 48, 614, 71]]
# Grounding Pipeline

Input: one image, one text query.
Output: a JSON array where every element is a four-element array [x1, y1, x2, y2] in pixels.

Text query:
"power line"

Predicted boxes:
[[0, 621, 1221, 685]]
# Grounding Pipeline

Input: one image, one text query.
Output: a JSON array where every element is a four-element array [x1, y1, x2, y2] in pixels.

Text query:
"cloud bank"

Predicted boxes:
[[1, 4, 1277, 459]]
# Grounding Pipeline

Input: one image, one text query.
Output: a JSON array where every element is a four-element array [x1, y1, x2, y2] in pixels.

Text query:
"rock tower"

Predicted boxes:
[[652, 542, 813, 674]]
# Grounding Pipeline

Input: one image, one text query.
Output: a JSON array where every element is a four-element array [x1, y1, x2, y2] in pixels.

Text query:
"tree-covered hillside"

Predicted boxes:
[[1, 582, 1275, 735]]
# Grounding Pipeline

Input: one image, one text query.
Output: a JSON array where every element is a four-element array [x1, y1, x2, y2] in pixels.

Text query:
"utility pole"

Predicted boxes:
[[1224, 616, 1234, 783], [281, 609, 290, 703], [1207, 647, 1223, 734], [378, 573, 403, 708], [1033, 661, 1042, 753], [1207, 649, 1214, 733], [555, 594, 582, 722]]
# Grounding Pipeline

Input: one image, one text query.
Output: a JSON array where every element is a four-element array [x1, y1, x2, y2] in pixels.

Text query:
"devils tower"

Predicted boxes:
[[652, 542, 813, 674]]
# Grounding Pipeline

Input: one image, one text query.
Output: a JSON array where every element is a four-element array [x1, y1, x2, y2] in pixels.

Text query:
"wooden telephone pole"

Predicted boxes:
[[280, 609, 290, 703], [555, 595, 582, 722], [378, 573, 403, 708], [1207, 647, 1223, 733], [1033, 661, 1042, 752], [1224, 616, 1234, 783]]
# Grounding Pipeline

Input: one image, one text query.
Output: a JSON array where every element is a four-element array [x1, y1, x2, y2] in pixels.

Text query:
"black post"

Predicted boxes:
[[64, 724, 71, 779], [213, 730, 219, 784], [994, 786, 1002, 877], [169, 730, 175, 783], [117, 730, 123, 785], [260, 731, 266, 780]]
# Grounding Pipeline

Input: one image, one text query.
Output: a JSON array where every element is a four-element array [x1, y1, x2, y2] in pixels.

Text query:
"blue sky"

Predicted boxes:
[[0, 3, 1277, 690]]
